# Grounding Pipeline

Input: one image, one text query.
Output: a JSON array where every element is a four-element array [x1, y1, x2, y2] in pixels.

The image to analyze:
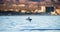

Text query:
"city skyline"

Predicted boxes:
[[0, 0, 60, 15], [0, 0, 59, 4]]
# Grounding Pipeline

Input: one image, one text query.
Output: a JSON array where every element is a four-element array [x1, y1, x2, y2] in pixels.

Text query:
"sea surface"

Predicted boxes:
[[0, 15, 60, 32]]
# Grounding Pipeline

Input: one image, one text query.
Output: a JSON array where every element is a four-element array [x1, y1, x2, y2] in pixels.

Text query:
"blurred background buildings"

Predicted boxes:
[[0, 0, 60, 15]]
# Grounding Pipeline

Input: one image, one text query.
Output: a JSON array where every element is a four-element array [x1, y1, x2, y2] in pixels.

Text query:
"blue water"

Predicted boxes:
[[0, 15, 60, 32]]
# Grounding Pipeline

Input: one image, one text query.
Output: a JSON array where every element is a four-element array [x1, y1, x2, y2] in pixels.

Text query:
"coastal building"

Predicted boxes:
[[0, 0, 60, 15]]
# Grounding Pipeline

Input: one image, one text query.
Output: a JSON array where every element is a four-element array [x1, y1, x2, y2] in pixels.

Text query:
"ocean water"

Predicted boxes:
[[0, 15, 60, 32]]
